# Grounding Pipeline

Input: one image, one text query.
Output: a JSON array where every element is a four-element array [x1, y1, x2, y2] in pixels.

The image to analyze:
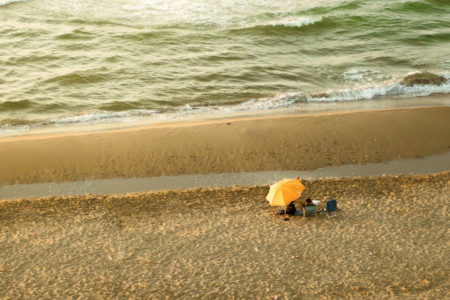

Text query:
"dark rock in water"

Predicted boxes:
[[400, 72, 446, 87], [310, 92, 329, 98]]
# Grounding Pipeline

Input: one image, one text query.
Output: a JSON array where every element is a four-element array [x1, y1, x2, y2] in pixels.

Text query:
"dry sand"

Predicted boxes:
[[1, 106, 449, 185], [0, 174, 448, 299], [1, 106, 449, 299]]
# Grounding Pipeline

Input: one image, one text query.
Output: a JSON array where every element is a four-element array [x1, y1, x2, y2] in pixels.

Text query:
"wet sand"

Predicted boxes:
[[0, 174, 448, 299], [1, 106, 449, 185]]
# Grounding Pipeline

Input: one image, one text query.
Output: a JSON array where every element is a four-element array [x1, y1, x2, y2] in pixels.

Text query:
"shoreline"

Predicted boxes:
[[1, 105, 449, 186], [2, 93, 449, 139]]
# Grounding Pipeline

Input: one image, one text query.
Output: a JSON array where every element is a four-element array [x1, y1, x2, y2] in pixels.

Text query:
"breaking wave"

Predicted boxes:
[[2, 73, 448, 136], [0, 0, 27, 7], [229, 15, 324, 36], [242, 73, 450, 109], [268, 16, 323, 28]]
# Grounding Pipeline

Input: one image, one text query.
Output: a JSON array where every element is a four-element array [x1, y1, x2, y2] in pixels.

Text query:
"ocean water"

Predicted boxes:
[[1, 0, 449, 135]]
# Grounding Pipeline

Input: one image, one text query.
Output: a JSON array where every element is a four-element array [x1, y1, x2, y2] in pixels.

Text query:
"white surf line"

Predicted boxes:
[[1, 152, 449, 200]]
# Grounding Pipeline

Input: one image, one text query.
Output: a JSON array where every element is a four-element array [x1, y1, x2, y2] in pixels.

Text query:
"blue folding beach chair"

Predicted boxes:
[[326, 199, 338, 218]]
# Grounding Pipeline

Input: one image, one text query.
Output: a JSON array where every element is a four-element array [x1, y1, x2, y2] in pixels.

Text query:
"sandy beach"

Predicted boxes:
[[1, 106, 449, 299], [0, 174, 448, 299]]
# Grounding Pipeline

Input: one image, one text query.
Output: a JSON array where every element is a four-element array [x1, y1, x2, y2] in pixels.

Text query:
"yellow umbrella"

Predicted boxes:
[[266, 178, 305, 207]]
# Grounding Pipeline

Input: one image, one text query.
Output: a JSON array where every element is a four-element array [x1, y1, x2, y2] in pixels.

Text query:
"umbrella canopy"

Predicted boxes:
[[266, 178, 305, 207]]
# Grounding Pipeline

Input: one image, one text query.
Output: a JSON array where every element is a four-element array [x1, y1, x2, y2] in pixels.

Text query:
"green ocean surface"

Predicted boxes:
[[1, 0, 449, 134]]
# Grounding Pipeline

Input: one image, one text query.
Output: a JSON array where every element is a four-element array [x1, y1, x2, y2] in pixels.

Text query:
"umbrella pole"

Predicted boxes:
[[284, 205, 290, 220]]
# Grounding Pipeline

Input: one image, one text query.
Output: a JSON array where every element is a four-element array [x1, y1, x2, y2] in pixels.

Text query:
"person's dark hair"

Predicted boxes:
[[306, 198, 312, 203]]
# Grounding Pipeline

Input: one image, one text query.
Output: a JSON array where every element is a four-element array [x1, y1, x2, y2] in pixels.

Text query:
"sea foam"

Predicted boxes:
[[269, 16, 323, 28], [1, 74, 449, 136], [51, 75, 450, 124], [0, 0, 27, 6]]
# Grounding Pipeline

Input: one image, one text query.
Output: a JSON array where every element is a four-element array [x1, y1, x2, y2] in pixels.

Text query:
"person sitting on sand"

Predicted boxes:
[[303, 198, 315, 207], [285, 201, 297, 216], [275, 201, 297, 216], [302, 198, 315, 215]]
